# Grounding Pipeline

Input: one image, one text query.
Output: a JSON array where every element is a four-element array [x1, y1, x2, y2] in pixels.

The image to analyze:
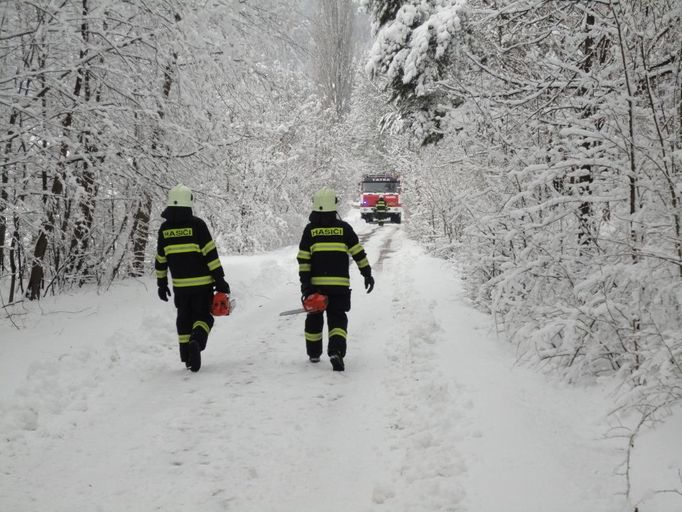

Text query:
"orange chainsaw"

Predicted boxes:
[[211, 292, 236, 316], [279, 293, 328, 316]]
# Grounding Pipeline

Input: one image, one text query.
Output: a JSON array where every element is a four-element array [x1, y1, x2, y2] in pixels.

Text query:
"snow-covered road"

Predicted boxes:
[[1, 215, 677, 511]]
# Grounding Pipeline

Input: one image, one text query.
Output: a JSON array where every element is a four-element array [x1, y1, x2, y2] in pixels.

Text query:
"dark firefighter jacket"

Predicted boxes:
[[375, 198, 387, 211], [297, 211, 371, 295], [155, 206, 225, 294]]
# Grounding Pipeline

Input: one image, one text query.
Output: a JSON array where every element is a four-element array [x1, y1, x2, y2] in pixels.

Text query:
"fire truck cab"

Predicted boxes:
[[359, 174, 402, 224]]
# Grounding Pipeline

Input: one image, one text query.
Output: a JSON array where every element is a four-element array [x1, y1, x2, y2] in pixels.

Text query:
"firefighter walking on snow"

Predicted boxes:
[[374, 196, 387, 213], [297, 187, 375, 371], [374, 195, 388, 224], [155, 184, 230, 372]]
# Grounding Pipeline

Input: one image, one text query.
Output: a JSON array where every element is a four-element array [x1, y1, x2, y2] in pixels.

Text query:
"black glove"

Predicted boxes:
[[301, 283, 314, 299], [364, 275, 375, 294], [214, 276, 230, 294], [157, 281, 171, 302]]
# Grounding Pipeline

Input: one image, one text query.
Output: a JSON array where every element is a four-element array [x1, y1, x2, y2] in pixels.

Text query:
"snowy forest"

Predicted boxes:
[[1, 0, 682, 508]]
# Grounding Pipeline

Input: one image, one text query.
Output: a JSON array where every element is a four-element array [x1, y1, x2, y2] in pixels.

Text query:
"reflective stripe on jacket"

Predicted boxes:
[[297, 218, 371, 294], [155, 215, 224, 292]]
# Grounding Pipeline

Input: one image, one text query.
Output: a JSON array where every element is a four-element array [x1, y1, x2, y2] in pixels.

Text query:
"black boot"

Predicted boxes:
[[187, 340, 201, 372], [179, 343, 191, 368], [329, 353, 344, 372]]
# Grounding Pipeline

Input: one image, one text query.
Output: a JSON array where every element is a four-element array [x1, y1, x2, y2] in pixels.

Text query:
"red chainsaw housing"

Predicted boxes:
[[303, 293, 328, 313], [212, 292, 231, 316]]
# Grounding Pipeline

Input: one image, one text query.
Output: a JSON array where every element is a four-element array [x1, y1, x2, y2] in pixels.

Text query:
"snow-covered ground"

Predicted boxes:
[[2, 213, 681, 512]]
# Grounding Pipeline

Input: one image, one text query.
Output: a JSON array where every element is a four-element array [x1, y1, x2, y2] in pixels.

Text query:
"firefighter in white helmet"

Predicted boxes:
[[155, 184, 230, 372], [296, 187, 375, 371]]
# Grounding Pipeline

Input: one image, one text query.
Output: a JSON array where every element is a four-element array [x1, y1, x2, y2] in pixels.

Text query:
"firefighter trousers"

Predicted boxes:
[[304, 292, 350, 358], [174, 288, 214, 362]]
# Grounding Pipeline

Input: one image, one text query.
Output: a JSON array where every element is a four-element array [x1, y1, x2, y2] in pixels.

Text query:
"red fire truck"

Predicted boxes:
[[359, 174, 402, 224]]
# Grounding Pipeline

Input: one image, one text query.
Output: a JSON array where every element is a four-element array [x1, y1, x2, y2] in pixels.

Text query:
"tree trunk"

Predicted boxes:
[[612, 6, 638, 262], [130, 191, 152, 277], [1, 110, 18, 272], [129, 50, 178, 276], [68, 0, 99, 282], [576, 13, 597, 250], [26, 171, 65, 300], [27, 70, 84, 299], [69, 158, 98, 280], [27, 0, 96, 298], [575, 12, 610, 251], [0, 169, 7, 273], [9, 216, 20, 303], [312, 0, 356, 120]]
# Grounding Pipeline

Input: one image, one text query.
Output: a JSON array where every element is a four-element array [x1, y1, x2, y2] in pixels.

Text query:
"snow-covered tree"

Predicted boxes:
[[311, 0, 358, 120], [0, 0, 348, 302], [364, 0, 682, 425]]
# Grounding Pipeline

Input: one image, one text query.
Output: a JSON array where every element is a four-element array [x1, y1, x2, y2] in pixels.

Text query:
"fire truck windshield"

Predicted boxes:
[[361, 182, 398, 193]]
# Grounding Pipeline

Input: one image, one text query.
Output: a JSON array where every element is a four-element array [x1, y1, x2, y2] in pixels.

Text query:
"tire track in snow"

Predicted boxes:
[[373, 226, 398, 272], [358, 224, 381, 245], [378, 232, 469, 511]]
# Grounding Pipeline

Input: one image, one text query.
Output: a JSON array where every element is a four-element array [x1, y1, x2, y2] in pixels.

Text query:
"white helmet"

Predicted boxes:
[[168, 184, 193, 207], [312, 187, 337, 212]]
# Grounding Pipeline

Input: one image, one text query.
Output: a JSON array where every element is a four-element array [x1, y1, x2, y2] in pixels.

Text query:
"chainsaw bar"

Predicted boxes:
[[279, 293, 328, 316], [278, 307, 307, 316]]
